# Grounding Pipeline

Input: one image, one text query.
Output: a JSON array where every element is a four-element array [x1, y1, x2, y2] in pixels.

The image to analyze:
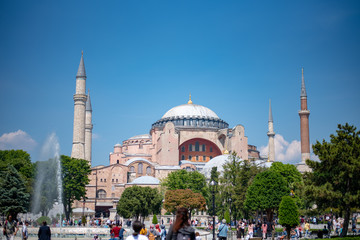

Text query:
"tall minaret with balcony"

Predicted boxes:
[[299, 68, 310, 163], [85, 90, 93, 164], [267, 99, 275, 162], [71, 52, 87, 159]]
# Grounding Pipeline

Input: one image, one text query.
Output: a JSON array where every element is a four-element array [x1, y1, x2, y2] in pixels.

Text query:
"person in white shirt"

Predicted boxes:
[[22, 221, 29, 240], [126, 221, 148, 240]]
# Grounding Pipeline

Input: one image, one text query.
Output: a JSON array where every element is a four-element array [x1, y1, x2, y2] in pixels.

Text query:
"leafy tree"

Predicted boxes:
[[161, 169, 208, 199], [0, 150, 35, 192], [269, 162, 305, 209], [61, 155, 91, 220], [305, 123, 360, 237], [0, 165, 30, 217], [220, 153, 263, 220], [117, 186, 162, 221], [152, 214, 158, 224], [244, 170, 289, 222], [224, 209, 230, 224], [36, 216, 51, 225], [163, 189, 206, 219], [278, 196, 299, 240]]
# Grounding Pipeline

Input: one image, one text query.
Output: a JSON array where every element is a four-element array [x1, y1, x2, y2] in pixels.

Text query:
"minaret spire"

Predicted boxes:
[[76, 51, 86, 78], [301, 68, 306, 98], [298, 68, 311, 166], [269, 99, 273, 122], [85, 89, 93, 164], [71, 51, 87, 160], [267, 99, 275, 162]]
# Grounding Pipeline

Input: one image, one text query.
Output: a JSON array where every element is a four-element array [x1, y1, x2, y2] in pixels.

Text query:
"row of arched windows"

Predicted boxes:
[[129, 164, 152, 174]]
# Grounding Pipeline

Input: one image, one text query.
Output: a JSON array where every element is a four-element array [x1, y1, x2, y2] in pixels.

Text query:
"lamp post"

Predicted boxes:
[[210, 180, 217, 240]]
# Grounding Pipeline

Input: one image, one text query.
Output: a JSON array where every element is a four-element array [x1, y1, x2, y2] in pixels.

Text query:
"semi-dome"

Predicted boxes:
[[162, 104, 219, 119], [128, 176, 160, 185]]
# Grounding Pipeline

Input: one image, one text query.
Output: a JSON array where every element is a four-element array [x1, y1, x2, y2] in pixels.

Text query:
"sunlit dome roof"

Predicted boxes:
[[162, 103, 219, 119], [201, 154, 232, 179], [129, 134, 151, 140], [128, 176, 160, 185]]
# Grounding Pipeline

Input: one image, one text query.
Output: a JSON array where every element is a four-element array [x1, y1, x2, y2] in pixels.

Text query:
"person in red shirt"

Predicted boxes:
[[111, 224, 121, 240]]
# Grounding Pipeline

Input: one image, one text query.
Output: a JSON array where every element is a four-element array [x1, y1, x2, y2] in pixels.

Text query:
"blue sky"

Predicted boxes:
[[1, 1, 359, 166]]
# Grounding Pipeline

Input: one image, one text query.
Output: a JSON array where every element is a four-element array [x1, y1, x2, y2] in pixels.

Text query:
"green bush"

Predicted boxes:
[[224, 210, 230, 224], [36, 216, 51, 225], [152, 214, 158, 224]]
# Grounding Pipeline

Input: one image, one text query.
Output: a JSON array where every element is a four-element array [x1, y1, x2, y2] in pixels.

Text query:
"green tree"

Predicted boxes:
[[269, 162, 305, 209], [117, 186, 162, 221], [163, 189, 206, 219], [278, 196, 299, 240], [244, 170, 289, 222], [305, 123, 360, 237], [152, 214, 158, 224], [220, 153, 263, 220], [0, 165, 30, 217], [0, 150, 35, 192], [161, 169, 208, 199], [61, 155, 91, 220]]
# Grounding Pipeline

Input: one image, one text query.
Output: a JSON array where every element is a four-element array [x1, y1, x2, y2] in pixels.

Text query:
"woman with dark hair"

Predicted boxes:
[[126, 221, 148, 240], [166, 208, 195, 240]]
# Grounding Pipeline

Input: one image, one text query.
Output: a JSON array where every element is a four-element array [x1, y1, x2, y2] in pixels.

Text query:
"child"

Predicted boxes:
[[195, 232, 201, 240]]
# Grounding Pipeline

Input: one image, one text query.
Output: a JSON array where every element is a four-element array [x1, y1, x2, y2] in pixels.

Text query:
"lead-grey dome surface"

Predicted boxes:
[[162, 103, 219, 119]]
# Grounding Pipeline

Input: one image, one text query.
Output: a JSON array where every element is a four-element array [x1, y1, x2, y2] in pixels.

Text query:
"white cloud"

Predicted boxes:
[[0, 130, 37, 151], [259, 134, 301, 164]]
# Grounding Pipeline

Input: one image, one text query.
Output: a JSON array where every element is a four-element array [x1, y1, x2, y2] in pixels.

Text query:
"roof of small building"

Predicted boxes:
[[128, 176, 160, 185], [162, 103, 220, 120]]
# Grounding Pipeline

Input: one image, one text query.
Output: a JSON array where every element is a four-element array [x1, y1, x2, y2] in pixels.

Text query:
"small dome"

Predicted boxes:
[[162, 104, 219, 119], [114, 143, 121, 147], [201, 154, 234, 179], [129, 134, 151, 140], [129, 176, 160, 185]]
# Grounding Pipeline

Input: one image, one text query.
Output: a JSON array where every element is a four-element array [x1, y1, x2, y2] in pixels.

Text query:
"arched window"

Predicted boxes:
[[97, 189, 106, 199], [138, 163, 143, 174], [181, 155, 185, 160], [146, 166, 151, 175], [117, 160, 119, 164], [130, 166, 135, 172]]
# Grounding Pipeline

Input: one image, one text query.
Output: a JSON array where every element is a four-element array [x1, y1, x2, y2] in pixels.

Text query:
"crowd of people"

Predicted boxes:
[[2, 212, 359, 240]]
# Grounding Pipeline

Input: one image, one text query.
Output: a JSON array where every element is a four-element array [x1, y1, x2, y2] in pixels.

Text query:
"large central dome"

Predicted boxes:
[[162, 103, 219, 119], [152, 98, 229, 130]]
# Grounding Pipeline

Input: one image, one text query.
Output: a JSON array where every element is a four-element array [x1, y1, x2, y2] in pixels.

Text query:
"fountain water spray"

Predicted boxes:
[[31, 133, 63, 218]]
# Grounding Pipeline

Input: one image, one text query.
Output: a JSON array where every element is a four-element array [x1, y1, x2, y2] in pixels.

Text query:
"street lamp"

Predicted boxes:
[[210, 180, 217, 240]]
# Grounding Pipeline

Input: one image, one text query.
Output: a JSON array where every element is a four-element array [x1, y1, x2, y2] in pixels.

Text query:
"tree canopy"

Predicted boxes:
[[61, 155, 91, 220], [0, 150, 35, 192], [220, 153, 263, 220], [161, 169, 208, 199], [244, 169, 289, 221], [0, 165, 30, 217], [305, 123, 360, 237], [117, 186, 162, 221], [163, 189, 206, 219], [278, 196, 299, 240]]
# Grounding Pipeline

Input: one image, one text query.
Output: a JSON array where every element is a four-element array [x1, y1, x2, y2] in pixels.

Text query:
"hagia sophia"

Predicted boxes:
[[71, 52, 311, 218]]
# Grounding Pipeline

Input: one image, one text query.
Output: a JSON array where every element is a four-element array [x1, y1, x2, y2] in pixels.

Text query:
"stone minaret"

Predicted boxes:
[[85, 90, 93, 164], [267, 99, 275, 162], [299, 68, 310, 163], [71, 52, 87, 159]]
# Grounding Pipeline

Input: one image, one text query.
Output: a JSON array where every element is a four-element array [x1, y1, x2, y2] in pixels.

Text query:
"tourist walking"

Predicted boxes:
[[218, 219, 229, 240], [166, 207, 195, 240], [248, 222, 254, 239], [126, 221, 148, 240], [261, 222, 267, 240], [22, 221, 29, 240], [38, 221, 51, 240], [160, 225, 167, 240], [3, 215, 18, 240]]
